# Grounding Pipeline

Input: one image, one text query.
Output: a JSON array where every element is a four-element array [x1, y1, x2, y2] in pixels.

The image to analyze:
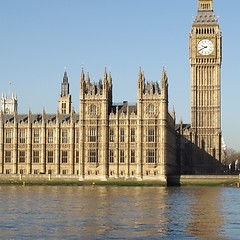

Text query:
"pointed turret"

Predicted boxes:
[[138, 67, 145, 99], [61, 71, 69, 97], [86, 72, 90, 86], [141, 71, 145, 82], [179, 118, 183, 135], [58, 70, 72, 114], [28, 108, 32, 124], [161, 67, 168, 89], [103, 67, 108, 82], [138, 67, 142, 78], [108, 72, 112, 86], [161, 67, 169, 103], [80, 68, 86, 99], [80, 67, 85, 83], [63, 71, 68, 83], [107, 72, 113, 108], [42, 108, 46, 123], [138, 67, 145, 83], [102, 67, 108, 95]]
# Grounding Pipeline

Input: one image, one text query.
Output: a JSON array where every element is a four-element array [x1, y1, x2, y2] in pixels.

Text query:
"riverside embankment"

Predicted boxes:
[[0, 174, 239, 187]]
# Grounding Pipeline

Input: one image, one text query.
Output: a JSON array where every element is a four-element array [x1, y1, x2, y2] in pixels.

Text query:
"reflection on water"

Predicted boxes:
[[187, 188, 226, 239], [0, 186, 239, 239]]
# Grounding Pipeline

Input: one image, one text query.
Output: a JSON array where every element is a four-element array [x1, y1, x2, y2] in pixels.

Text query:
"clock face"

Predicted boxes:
[[197, 39, 214, 55]]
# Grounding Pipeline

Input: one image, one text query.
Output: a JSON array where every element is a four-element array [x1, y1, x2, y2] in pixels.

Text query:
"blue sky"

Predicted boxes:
[[0, 0, 239, 151]]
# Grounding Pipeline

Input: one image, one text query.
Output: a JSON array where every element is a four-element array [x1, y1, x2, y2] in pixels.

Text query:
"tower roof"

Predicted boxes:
[[63, 71, 68, 83], [193, 0, 218, 26]]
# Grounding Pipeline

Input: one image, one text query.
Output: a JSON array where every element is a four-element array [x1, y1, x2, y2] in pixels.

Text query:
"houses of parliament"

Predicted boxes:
[[0, 0, 224, 183]]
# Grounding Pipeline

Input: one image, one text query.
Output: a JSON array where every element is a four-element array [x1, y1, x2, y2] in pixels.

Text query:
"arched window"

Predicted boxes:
[[90, 104, 97, 115], [148, 104, 155, 115]]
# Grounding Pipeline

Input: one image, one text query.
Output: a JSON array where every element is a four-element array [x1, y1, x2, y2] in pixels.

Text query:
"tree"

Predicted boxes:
[[225, 148, 240, 166]]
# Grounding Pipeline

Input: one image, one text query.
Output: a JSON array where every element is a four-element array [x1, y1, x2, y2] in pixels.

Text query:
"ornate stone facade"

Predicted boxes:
[[0, 68, 177, 182]]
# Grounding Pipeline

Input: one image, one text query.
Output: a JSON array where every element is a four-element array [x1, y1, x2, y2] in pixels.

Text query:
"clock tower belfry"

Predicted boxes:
[[190, 0, 222, 164]]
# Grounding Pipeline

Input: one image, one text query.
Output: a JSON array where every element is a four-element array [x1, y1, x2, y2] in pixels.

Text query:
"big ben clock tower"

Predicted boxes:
[[190, 0, 222, 165]]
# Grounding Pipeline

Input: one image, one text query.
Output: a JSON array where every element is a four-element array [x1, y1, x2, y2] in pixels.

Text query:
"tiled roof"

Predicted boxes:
[[193, 11, 218, 26], [2, 113, 79, 124]]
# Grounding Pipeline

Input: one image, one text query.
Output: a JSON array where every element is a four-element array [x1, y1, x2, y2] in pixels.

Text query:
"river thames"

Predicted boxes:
[[0, 186, 239, 239]]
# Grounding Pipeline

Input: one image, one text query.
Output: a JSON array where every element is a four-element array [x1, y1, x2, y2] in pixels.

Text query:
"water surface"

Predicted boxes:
[[0, 186, 239, 239]]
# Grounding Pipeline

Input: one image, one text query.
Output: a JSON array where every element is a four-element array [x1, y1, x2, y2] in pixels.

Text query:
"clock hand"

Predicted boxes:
[[198, 46, 207, 51]]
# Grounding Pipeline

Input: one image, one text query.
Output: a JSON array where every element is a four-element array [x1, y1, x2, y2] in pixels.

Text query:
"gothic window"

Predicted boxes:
[[62, 151, 68, 163], [75, 129, 79, 144], [148, 104, 155, 115], [120, 150, 124, 163], [90, 104, 97, 115], [47, 151, 54, 163], [76, 151, 79, 163], [88, 149, 98, 163], [20, 129, 26, 144], [19, 151, 25, 163], [62, 103, 66, 114], [109, 128, 114, 142], [130, 128, 135, 142], [120, 128, 124, 142], [109, 150, 114, 163], [5, 151, 11, 163], [61, 129, 68, 144], [146, 149, 156, 164], [131, 150, 135, 163], [33, 129, 40, 144], [147, 127, 155, 142], [89, 128, 97, 142], [48, 129, 54, 144], [33, 151, 40, 163], [5, 129, 12, 144]]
